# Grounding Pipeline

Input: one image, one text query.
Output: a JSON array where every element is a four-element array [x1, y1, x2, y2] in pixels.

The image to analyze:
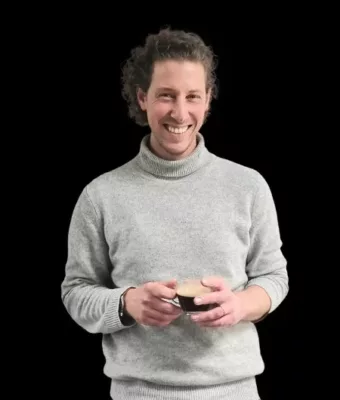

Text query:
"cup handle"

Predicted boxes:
[[162, 297, 180, 307]]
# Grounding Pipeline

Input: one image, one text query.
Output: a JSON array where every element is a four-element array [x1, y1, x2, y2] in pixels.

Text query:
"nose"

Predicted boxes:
[[170, 98, 189, 123]]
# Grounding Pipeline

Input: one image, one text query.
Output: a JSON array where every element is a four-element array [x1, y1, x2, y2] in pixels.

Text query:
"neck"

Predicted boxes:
[[149, 135, 198, 161], [136, 132, 212, 179]]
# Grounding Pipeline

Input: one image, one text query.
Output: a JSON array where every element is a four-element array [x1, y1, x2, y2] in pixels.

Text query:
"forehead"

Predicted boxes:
[[150, 60, 206, 91]]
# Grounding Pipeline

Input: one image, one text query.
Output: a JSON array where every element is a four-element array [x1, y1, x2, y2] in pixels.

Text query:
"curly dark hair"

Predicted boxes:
[[121, 27, 219, 126]]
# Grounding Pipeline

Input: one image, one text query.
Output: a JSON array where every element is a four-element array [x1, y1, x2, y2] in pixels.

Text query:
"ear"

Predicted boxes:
[[137, 88, 147, 111]]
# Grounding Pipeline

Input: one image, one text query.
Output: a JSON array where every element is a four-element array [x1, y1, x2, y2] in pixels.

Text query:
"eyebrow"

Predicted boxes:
[[156, 87, 203, 94]]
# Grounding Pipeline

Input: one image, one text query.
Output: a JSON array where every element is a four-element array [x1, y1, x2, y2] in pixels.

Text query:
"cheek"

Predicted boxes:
[[148, 103, 207, 124], [151, 104, 171, 122], [193, 105, 208, 121]]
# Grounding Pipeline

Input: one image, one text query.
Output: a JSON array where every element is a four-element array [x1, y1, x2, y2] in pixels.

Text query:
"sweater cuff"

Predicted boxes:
[[246, 278, 281, 314], [104, 287, 136, 332]]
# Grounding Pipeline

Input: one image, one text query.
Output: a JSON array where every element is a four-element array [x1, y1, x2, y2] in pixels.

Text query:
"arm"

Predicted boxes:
[[244, 173, 289, 317], [191, 176, 288, 327], [189, 173, 288, 328], [61, 187, 135, 334]]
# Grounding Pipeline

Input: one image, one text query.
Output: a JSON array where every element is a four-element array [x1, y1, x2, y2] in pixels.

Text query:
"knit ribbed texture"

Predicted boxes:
[[110, 377, 260, 400], [137, 134, 211, 179], [61, 132, 288, 400]]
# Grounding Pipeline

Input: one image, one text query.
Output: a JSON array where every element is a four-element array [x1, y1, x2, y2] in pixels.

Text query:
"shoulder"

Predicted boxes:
[[210, 155, 277, 218], [211, 154, 269, 193], [80, 157, 138, 206]]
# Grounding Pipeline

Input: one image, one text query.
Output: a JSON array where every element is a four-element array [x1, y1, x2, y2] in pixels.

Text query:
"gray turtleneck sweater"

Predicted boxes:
[[61, 133, 288, 400]]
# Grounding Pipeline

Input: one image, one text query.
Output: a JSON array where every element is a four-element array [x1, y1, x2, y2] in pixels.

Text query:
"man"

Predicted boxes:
[[61, 27, 288, 400]]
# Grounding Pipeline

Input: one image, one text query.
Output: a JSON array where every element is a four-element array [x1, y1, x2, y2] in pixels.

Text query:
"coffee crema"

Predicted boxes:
[[176, 282, 212, 297]]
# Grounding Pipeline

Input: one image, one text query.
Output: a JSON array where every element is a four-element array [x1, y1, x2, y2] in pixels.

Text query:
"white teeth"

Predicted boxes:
[[166, 125, 190, 134]]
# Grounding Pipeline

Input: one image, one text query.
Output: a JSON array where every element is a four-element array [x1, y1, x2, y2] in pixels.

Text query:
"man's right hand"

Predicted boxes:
[[124, 279, 183, 327]]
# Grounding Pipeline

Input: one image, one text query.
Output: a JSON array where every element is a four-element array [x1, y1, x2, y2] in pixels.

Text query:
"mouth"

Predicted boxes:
[[163, 124, 192, 134]]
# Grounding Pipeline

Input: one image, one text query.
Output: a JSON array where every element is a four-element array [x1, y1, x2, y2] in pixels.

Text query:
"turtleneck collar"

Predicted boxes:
[[135, 133, 212, 179]]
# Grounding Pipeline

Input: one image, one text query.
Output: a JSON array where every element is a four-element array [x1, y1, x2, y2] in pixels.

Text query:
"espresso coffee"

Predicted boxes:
[[176, 280, 213, 313]]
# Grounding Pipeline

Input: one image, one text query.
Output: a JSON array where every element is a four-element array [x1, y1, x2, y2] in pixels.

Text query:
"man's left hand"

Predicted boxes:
[[190, 276, 245, 327]]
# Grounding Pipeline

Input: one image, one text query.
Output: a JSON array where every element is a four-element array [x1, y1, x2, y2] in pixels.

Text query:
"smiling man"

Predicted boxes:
[[61, 27, 289, 400]]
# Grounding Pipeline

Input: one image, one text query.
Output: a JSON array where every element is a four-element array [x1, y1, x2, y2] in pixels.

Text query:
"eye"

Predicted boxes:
[[188, 94, 201, 100]]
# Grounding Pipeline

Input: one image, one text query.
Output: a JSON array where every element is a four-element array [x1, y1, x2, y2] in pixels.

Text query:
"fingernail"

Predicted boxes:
[[195, 297, 202, 304]]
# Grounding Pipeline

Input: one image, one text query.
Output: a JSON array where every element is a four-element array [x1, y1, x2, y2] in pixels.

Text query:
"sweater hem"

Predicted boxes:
[[110, 377, 260, 400]]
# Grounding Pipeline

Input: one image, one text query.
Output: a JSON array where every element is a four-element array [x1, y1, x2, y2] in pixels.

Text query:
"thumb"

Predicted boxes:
[[160, 279, 177, 289], [201, 276, 226, 291]]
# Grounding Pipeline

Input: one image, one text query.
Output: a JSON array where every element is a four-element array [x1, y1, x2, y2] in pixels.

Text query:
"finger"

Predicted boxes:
[[160, 279, 177, 288], [145, 281, 177, 300], [149, 297, 183, 316], [201, 276, 228, 291], [144, 308, 177, 324], [194, 291, 226, 306], [191, 304, 227, 323]]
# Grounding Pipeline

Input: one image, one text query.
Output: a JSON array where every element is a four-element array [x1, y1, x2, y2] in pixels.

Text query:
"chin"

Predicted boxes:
[[162, 136, 197, 157], [150, 125, 199, 159]]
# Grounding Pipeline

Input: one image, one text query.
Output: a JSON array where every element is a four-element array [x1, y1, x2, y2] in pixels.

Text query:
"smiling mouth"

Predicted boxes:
[[163, 124, 192, 134]]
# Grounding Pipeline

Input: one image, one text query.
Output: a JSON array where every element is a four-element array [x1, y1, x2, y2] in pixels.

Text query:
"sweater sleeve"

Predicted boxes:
[[61, 186, 136, 334], [245, 174, 289, 313]]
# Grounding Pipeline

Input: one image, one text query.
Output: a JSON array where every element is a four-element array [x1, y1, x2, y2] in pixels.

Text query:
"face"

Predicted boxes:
[[137, 60, 211, 160]]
